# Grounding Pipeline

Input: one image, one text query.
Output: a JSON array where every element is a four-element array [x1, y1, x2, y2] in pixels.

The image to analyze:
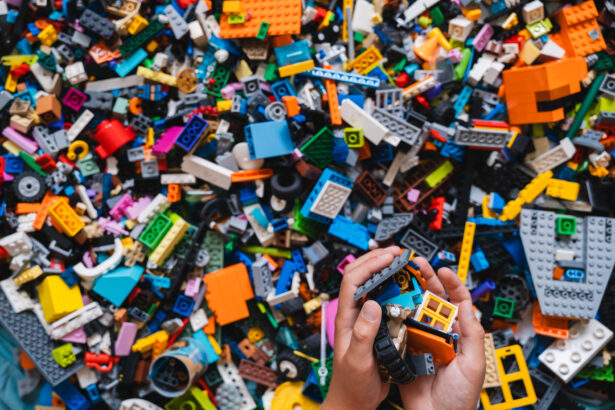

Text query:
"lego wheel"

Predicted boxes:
[[13, 171, 46, 203], [374, 319, 416, 384], [276, 350, 310, 381], [271, 171, 302, 200]]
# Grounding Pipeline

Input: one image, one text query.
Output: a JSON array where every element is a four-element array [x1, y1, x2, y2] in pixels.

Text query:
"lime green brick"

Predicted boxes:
[[425, 161, 454, 188], [52, 343, 76, 368]]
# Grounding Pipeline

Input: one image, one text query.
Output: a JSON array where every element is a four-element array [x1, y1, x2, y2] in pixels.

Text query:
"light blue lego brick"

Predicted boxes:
[[301, 67, 380, 88], [300, 168, 353, 224], [454, 85, 473, 118], [488, 192, 505, 212], [115, 48, 148, 77], [145, 274, 171, 288], [564, 269, 584, 282], [244, 120, 295, 159], [337, 94, 365, 107], [209, 35, 242, 55], [92, 265, 144, 306], [470, 249, 489, 272], [275, 260, 296, 295], [328, 215, 370, 250], [250, 207, 269, 228], [274, 40, 311, 66], [270, 79, 296, 101], [192, 330, 220, 364], [375, 281, 401, 304]]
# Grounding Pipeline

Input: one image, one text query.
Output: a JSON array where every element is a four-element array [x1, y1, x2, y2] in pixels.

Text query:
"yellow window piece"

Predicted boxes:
[[480, 344, 537, 410], [413, 290, 458, 332]]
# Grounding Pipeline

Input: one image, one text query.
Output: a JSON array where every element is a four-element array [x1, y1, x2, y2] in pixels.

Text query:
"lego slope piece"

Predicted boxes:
[[0, 289, 84, 385], [539, 319, 613, 382], [204, 264, 254, 326], [93, 265, 144, 306], [520, 209, 615, 318], [38, 275, 83, 323], [219, 0, 301, 39], [245, 121, 295, 159]]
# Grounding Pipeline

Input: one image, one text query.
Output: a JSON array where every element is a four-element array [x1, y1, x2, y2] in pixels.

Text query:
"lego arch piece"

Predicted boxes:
[[73, 238, 124, 280]]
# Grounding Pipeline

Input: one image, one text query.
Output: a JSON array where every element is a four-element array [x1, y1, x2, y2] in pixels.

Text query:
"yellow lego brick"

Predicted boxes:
[[518, 170, 553, 203], [208, 335, 222, 355], [481, 195, 497, 219], [483, 333, 501, 389], [38, 276, 83, 323], [5, 71, 17, 93], [222, 1, 242, 14], [342, 0, 352, 41], [128, 15, 149, 35], [234, 59, 253, 80], [499, 197, 525, 222], [546, 179, 580, 201], [49, 200, 86, 237], [278, 60, 315, 77], [137, 66, 177, 86], [457, 221, 475, 284], [480, 345, 537, 410], [13, 265, 43, 286], [348, 46, 383, 75], [217, 99, 232, 112], [121, 236, 134, 249], [1, 55, 38, 66], [148, 218, 189, 266], [132, 330, 169, 358], [38, 25, 58, 46], [413, 290, 458, 331], [2, 140, 22, 155], [146, 40, 159, 53]]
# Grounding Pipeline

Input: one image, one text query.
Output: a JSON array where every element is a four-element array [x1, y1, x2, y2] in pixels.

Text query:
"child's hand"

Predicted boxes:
[[398, 257, 485, 410], [321, 246, 401, 410]]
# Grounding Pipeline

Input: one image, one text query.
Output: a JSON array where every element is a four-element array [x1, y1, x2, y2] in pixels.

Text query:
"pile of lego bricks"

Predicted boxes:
[[0, 0, 613, 407]]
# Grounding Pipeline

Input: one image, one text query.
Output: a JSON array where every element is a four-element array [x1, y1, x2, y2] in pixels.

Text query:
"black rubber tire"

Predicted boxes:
[[374, 319, 415, 384], [13, 171, 46, 202], [276, 350, 311, 381], [271, 171, 302, 200]]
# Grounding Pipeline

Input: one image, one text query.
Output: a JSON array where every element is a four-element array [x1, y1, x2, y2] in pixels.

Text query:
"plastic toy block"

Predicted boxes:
[[204, 263, 254, 326], [343, 128, 364, 148], [405, 320, 456, 365], [480, 345, 536, 410], [48, 200, 85, 237], [173, 294, 195, 317], [348, 46, 383, 75], [527, 138, 576, 174], [148, 217, 189, 266], [576, 363, 614, 382], [532, 301, 569, 339], [340, 99, 389, 145], [371, 107, 421, 147], [400, 228, 439, 261], [599, 74, 615, 98], [302, 68, 380, 88], [552, 0, 605, 57], [539, 319, 613, 382], [278, 60, 315, 77], [456, 221, 475, 284], [165, 5, 189, 39], [181, 154, 233, 190], [493, 297, 515, 318], [166, 387, 216, 410], [502, 57, 587, 124], [13, 265, 43, 286], [38, 275, 83, 323], [354, 249, 411, 301], [454, 127, 512, 149], [324, 74, 342, 126], [299, 127, 333, 169], [137, 66, 177, 87], [300, 168, 353, 224], [53, 379, 90, 410], [555, 215, 577, 236], [119, 18, 165, 56], [355, 171, 388, 207], [219, 0, 301, 38], [500, 170, 552, 222], [483, 333, 501, 389], [93, 265, 143, 306], [176, 115, 209, 152], [274, 40, 311, 66], [52, 344, 76, 368], [328, 215, 371, 250], [520, 209, 615, 318], [245, 120, 295, 159], [413, 291, 458, 331]]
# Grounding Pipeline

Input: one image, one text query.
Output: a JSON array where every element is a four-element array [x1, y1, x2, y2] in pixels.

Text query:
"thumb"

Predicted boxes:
[[345, 300, 382, 358]]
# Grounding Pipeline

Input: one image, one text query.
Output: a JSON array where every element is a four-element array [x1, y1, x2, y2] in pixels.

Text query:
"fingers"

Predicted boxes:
[[344, 300, 382, 359], [344, 246, 400, 274], [414, 257, 446, 298], [456, 299, 485, 361], [437, 267, 472, 305]]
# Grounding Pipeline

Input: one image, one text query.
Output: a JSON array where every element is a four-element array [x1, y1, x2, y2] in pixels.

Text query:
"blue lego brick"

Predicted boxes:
[[564, 269, 585, 282], [365, 65, 389, 83], [85, 384, 101, 404], [470, 249, 490, 272], [4, 155, 24, 173], [488, 192, 505, 212], [115, 48, 148, 77], [484, 102, 506, 120], [373, 25, 391, 46], [502, 238, 526, 268], [93, 265, 143, 306], [147, 309, 167, 333], [300, 168, 353, 224], [60, 267, 80, 288], [381, 277, 423, 309], [244, 120, 295, 159], [404, 64, 420, 76], [440, 142, 464, 161], [370, 143, 394, 162], [145, 274, 171, 288], [375, 281, 401, 304], [53, 380, 90, 410], [302, 68, 380, 88], [270, 79, 296, 101], [275, 260, 296, 295], [173, 294, 196, 317], [271, 217, 288, 231], [209, 34, 242, 55], [328, 215, 370, 250], [454, 86, 473, 118], [193, 330, 220, 364], [239, 187, 258, 205], [337, 94, 365, 107], [331, 138, 349, 162], [176, 115, 209, 152], [274, 40, 311, 66], [291, 250, 306, 273], [490, 0, 507, 14]]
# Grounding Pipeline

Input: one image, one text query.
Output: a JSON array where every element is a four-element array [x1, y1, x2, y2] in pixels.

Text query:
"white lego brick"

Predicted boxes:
[[30, 63, 58, 93], [310, 180, 352, 220], [188, 20, 208, 48], [555, 249, 574, 261], [120, 399, 164, 410], [0, 278, 35, 313], [73, 238, 123, 280], [67, 109, 94, 141], [189, 308, 208, 331], [243, 203, 275, 247], [65, 61, 88, 85], [468, 54, 495, 86], [527, 138, 576, 174], [17, 213, 36, 232], [522, 0, 544, 24], [152, 53, 169, 72], [137, 194, 170, 224], [77, 185, 98, 219], [540, 39, 566, 60], [217, 361, 257, 410], [181, 154, 233, 190], [404, 0, 440, 22], [448, 15, 474, 41], [353, 0, 376, 33], [85, 75, 144, 92], [483, 61, 505, 86], [0, 231, 32, 256], [50, 302, 104, 339], [160, 173, 197, 185], [76, 366, 99, 389], [539, 319, 613, 382], [340, 99, 389, 145]]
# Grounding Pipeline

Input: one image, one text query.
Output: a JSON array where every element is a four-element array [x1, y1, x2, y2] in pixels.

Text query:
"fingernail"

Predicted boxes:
[[385, 246, 399, 252], [361, 302, 380, 323]]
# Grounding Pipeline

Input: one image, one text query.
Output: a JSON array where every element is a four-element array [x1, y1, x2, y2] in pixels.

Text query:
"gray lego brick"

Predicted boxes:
[[399, 228, 439, 261], [354, 249, 411, 300], [599, 74, 615, 98], [371, 107, 421, 146], [529, 367, 562, 410], [0, 290, 84, 386], [519, 209, 615, 318], [572, 129, 604, 152], [407, 353, 435, 375], [454, 126, 512, 148], [375, 213, 414, 241]]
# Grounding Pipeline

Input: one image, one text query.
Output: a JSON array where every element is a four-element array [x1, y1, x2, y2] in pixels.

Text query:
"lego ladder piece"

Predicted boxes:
[[519, 209, 615, 318], [0, 289, 84, 385]]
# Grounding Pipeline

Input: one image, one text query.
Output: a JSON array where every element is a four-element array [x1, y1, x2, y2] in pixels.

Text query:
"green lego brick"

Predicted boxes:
[[299, 127, 334, 169], [119, 18, 165, 56], [264, 62, 279, 82], [311, 356, 333, 398], [240, 246, 292, 259], [206, 63, 230, 97], [430, 7, 444, 26], [555, 215, 577, 236], [256, 22, 270, 40], [36, 51, 56, 71], [165, 387, 216, 410], [493, 297, 515, 318], [204, 230, 224, 272], [353, 31, 365, 43], [594, 51, 615, 72], [173, 229, 194, 259], [576, 363, 614, 382], [52, 344, 76, 368], [19, 151, 46, 177], [139, 213, 173, 249], [293, 199, 324, 239], [425, 160, 454, 188]]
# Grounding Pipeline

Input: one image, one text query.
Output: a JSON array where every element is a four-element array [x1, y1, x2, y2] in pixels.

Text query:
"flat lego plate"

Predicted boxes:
[[0, 289, 84, 385], [219, 0, 302, 39]]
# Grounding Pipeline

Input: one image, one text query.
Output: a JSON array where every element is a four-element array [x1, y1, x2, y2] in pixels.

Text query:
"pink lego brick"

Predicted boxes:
[[407, 188, 421, 203], [124, 196, 152, 220], [336, 254, 356, 274], [115, 322, 138, 356], [152, 126, 183, 156], [185, 278, 201, 298], [473, 24, 494, 52], [109, 193, 134, 221], [2, 126, 38, 154]]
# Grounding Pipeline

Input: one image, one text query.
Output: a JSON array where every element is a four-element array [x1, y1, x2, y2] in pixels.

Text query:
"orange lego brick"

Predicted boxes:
[[203, 263, 254, 326], [231, 168, 274, 182], [15, 203, 42, 214], [532, 301, 569, 339], [282, 95, 300, 116], [406, 325, 456, 364], [21, 351, 36, 370], [270, 34, 293, 48], [552, 0, 605, 57], [167, 183, 181, 202], [219, 0, 302, 39], [553, 266, 564, 280], [490, 320, 518, 333], [324, 67, 342, 126]]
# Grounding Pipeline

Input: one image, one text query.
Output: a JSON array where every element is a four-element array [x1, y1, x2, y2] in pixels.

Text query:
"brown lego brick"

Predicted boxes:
[[355, 170, 387, 206]]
